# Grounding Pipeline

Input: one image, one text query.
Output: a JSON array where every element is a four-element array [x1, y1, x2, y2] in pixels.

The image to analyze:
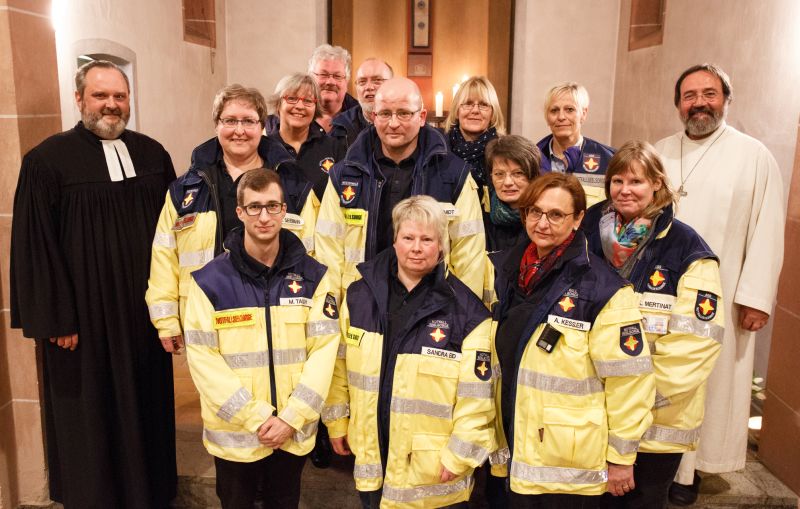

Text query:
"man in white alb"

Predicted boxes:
[[654, 63, 785, 505]]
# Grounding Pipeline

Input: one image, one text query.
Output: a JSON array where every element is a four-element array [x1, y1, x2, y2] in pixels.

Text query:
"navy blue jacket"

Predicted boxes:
[[330, 104, 370, 149], [581, 202, 717, 296], [328, 125, 474, 262], [537, 134, 615, 182]]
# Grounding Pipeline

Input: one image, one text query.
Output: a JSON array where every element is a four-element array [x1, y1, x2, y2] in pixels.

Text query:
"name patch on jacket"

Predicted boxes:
[[620, 324, 644, 356], [282, 213, 304, 230], [639, 292, 675, 312], [279, 296, 312, 306], [172, 213, 197, 231], [213, 309, 257, 329], [474, 351, 492, 381], [547, 314, 590, 331], [340, 180, 360, 205], [421, 346, 462, 362], [344, 209, 366, 226], [346, 326, 366, 346], [439, 203, 458, 219], [695, 291, 718, 321]]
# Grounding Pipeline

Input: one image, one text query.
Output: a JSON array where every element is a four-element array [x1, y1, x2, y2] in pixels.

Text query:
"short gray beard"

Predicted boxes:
[[682, 104, 726, 138], [82, 108, 129, 139]]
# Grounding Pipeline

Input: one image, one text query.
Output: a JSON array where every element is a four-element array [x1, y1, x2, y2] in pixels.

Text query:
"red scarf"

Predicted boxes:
[[518, 231, 576, 295]]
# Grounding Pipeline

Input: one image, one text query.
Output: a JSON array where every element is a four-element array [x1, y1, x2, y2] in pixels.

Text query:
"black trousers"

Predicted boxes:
[[214, 450, 307, 509], [510, 492, 600, 509], [599, 452, 683, 509]]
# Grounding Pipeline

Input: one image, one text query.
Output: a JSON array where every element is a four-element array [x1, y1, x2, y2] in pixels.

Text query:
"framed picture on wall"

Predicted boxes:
[[412, 0, 430, 48]]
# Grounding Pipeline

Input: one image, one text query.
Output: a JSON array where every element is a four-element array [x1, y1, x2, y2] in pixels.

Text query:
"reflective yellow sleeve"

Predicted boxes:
[[653, 258, 723, 403], [278, 267, 340, 432], [184, 279, 274, 433], [145, 192, 182, 338], [590, 286, 655, 465], [299, 191, 319, 257], [448, 174, 487, 298], [314, 179, 346, 301], [323, 295, 351, 439], [489, 319, 509, 478], [440, 318, 496, 476]]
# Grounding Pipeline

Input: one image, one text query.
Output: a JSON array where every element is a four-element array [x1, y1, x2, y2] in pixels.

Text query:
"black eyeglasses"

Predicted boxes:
[[243, 202, 284, 216]]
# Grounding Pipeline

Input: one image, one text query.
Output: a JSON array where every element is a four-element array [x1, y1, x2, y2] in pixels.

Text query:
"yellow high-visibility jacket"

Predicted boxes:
[[183, 229, 339, 462], [489, 234, 655, 496], [314, 126, 486, 301], [146, 149, 317, 339], [323, 251, 496, 508]]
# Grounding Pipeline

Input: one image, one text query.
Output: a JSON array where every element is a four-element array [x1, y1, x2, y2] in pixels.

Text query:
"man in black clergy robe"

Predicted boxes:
[[10, 60, 177, 508]]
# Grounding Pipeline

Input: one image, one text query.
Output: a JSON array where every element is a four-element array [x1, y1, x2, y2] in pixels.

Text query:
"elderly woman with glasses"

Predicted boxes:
[[268, 73, 346, 208], [484, 135, 541, 253], [445, 76, 506, 202], [489, 173, 655, 509], [537, 82, 615, 209], [324, 195, 495, 509], [146, 84, 317, 355], [581, 141, 723, 509]]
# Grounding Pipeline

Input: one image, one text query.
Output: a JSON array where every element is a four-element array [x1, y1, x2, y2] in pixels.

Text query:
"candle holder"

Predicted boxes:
[[427, 112, 449, 129]]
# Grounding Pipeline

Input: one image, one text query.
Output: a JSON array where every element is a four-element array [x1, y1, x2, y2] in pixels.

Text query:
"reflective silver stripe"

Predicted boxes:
[[274, 348, 307, 365], [642, 424, 700, 445], [382, 476, 472, 503], [449, 219, 483, 239], [153, 231, 176, 248], [216, 387, 252, 422], [315, 218, 345, 238], [179, 248, 215, 267], [517, 369, 604, 396], [492, 363, 502, 380], [184, 329, 218, 347], [489, 447, 510, 466], [654, 391, 670, 409], [203, 428, 260, 448], [390, 397, 452, 419], [301, 236, 314, 253], [337, 343, 347, 359], [448, 435, 489, 463], [307, 318, 340, 337], [354, 463, 383, 479], [223, 351, 267, 369], [511, 461, 607, 485], [148, 301, 178, 320], [457, 381, 493, 399], [344, 247, 365, 263], [593, 357, 653, 377], [291, 383, 325, 413], [669, 315, 724, 343], [293, 419, 318, 443], [608, 434, 640, 455], [322, 403, 350, 421], [348, 371, 379, 392]]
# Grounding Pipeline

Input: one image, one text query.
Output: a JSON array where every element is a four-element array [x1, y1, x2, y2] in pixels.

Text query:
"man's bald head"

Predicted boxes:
[[373, 77, 427, 163], [375, 77, 424, 112]]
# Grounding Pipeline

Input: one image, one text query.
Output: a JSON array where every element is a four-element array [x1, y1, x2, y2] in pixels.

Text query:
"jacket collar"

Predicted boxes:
[[344, 125, 450, 176], [225, 227, 306, 280]]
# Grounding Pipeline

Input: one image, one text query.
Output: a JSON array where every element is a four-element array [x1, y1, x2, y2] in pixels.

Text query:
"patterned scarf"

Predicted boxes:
[[489, 186, 521, 226], [599, 206, 653, 275], [449, 123, 497, 186], [518, 231, 576, 295]]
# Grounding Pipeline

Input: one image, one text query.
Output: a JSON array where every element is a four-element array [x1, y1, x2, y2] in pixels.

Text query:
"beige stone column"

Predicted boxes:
[[0, 0, 61, 506], [760, 121, 800, 495]]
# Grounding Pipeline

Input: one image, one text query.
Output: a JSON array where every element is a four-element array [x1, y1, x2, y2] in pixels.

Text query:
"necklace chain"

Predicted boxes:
[[678, 126, 727, 198]]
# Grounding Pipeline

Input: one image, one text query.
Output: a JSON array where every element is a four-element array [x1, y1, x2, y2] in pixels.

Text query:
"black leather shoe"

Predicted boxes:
[[668, 472, 701, 506], [310, 428, 332, 469]]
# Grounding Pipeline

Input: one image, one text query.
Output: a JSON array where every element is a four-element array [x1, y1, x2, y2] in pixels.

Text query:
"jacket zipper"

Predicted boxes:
[[198, 169, 225, 255]]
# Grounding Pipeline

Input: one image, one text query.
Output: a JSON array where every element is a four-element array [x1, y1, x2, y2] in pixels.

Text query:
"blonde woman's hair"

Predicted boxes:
[[391, 195, 450, 257], [445, 76, 506, 135]]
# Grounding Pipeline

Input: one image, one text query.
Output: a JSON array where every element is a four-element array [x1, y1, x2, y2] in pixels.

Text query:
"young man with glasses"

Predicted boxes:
[[315, 77, 486, 300], [331, 58, 394, 148], [183, 168, 340, 508]]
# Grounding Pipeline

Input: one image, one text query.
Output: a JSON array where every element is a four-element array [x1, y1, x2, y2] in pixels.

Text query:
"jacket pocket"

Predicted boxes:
[[408, 433, 450, 485], [539, 406, 605, 469], [417, 356, 460, 403]]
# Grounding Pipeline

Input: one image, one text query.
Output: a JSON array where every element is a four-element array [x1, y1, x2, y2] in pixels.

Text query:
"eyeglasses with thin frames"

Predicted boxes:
[[374, 109, 420, 122], [524, 207, 575, 226], [313, 71, 346, 82], [459, 101, 492, 112], [491, 170, 529, 183], [243, 202, 284, 216], [219, 118, 261, 130]]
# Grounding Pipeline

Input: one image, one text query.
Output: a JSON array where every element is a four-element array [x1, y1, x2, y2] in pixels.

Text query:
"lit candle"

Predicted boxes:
[[435, 91, 443, 117], [452, 83, 459, 99]]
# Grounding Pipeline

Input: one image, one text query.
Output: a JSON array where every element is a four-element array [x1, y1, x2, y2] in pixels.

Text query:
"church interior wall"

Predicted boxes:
[[510, 0, 620, 147], [610, 0, 800, 381]]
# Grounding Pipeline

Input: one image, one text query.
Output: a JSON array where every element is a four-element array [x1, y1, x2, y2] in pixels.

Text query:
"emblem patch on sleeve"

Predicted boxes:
[[323, 293, 339, 319], [319, 157, 335, 174], [181, 188, 199, 210], [474, 351, 492, 381], [340, 180, 360, 205], [583, 153, 600, 172], [647, 269, 667, 291], [619, 324, 644, 356], [694, 291, 718, 321]]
